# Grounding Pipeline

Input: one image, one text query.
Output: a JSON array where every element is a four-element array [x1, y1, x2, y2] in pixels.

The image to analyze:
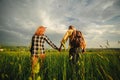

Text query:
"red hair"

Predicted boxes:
[[35, 26, 46, 35]]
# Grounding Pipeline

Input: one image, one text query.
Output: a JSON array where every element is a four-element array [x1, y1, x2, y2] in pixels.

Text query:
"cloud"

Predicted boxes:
[[0, 28, 29, 45], [0, 0, 120, 48], [84, 23, 120, 47]]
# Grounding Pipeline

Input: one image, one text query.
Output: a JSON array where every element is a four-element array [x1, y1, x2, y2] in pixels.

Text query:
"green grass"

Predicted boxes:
[[0, 49, 120, 80]]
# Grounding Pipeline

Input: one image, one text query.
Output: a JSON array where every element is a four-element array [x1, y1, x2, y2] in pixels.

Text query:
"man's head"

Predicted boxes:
[[68, 25, 76, 30]]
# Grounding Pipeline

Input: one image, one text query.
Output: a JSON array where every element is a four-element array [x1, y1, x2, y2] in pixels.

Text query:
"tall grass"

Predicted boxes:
[[0, 49, 120, 80], [0, 51, 31, 80]]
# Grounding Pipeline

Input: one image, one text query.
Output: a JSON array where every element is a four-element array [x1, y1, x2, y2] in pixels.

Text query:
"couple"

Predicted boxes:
[[30, 25, 86, 79]]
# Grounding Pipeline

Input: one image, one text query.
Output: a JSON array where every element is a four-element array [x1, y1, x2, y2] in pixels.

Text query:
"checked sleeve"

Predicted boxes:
[[44, 35, 58, 50]]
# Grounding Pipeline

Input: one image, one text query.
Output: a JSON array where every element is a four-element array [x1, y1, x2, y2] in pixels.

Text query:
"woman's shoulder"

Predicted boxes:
[[33, 34, 47, 38], [42, 35, 48, 39]]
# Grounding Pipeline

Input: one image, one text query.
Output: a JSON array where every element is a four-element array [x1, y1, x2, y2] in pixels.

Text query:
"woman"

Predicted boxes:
[[30, 26, 59, 79]]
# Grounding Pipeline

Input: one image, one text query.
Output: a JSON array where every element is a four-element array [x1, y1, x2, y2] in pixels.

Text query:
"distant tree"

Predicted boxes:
[[105, 45, 108, 48], [106, 40, 110, 47], [99, 45, 103, 48], [118, 40, 120, 44]]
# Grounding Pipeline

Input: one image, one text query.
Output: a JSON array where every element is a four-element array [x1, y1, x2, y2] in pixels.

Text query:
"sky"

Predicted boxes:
[[0, 0, 120, 48]]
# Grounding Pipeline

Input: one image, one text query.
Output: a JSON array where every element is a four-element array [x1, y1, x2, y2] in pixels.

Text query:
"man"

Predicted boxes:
[[59, 25, 86, 64]]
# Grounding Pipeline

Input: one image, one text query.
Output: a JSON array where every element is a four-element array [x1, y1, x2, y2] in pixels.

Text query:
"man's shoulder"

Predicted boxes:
[[67, 29, 74, 33]]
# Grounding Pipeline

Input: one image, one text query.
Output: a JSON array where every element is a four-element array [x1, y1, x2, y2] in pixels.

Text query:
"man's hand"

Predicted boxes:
[[58, 44, 63, 52], [82, 49, 85, 53], [58, 48, 62, 52]]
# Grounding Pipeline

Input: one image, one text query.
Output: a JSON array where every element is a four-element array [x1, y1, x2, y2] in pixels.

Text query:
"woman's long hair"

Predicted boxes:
[[34, 26, 46, 35]]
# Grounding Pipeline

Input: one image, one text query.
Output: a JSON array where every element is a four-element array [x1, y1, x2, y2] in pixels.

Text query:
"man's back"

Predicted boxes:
[[70, 30, 86, 53]]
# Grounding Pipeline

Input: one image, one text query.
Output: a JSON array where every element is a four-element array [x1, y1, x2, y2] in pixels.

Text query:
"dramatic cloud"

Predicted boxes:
[[0, 0, 120, 48]]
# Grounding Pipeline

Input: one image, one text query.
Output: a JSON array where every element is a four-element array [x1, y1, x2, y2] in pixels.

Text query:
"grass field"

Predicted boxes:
[[0, 48, 120, 80]]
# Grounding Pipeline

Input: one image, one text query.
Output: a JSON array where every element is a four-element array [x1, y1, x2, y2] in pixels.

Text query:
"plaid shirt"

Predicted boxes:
[[30, 35, 58, 55]]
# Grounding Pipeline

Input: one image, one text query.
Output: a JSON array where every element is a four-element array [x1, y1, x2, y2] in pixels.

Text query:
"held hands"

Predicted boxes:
[[56, 44, 62, 52], [58, 47, 62, 52], [58, 44, 62, 52], [56, 47, 61, 52]]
